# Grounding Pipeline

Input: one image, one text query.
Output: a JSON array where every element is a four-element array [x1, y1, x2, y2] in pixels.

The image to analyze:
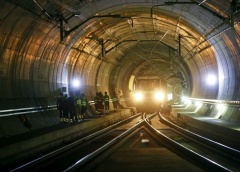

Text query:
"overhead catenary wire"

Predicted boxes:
[[33, 0, 55, 21]]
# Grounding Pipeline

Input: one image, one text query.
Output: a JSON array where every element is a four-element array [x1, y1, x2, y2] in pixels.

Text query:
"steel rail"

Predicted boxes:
[[9, 113, 142, 172], [144, 114, 232, 172], [158, 112, 240, 159], [0, 105, 57, 117], [63, 113, 157, 171], [0, 98, 124, 117]]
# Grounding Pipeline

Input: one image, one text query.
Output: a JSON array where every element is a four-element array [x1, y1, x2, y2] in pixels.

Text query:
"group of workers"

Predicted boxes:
[[57, 92, 88, 123], [94, 91, 118, 116], [57, 91, 119, 123]]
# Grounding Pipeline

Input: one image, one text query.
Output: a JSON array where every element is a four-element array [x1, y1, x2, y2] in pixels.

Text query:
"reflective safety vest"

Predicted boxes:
[[112, 97, 118, 102], [103, 95, 109, 102], [81, 97, 87, 107], [76, 98, 81, 106]]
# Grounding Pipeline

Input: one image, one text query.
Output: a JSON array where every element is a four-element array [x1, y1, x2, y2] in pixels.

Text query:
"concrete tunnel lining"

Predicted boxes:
[[0, 0, 240, 134], [0, 1, 239, 101]]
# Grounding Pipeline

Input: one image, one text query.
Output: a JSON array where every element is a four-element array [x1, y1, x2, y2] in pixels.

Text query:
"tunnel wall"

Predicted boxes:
[[0, 3, 69, 109], [0, 110, 59, 139], [214, 30, 239, 100], [1, 1, 240, 115]]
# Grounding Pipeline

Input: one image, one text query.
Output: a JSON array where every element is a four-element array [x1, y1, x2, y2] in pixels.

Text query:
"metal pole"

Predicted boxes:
[[60, 14, 64, 41]]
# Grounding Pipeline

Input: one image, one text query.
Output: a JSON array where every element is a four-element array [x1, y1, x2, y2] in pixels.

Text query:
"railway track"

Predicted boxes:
[[6, 112, 240, 172], [6, 113, 143, 172]]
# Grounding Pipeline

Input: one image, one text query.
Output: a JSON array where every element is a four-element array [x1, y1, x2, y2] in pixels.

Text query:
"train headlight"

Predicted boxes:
[[133, 92, 143, 101], [155, 91, 164, 101]]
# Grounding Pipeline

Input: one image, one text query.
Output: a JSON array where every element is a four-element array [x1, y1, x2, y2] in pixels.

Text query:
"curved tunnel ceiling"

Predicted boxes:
[[0, 0, 240, 107]]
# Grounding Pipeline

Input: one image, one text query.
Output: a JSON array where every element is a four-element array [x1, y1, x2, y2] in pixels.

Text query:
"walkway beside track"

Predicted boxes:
[[170, 104, 240, 150]]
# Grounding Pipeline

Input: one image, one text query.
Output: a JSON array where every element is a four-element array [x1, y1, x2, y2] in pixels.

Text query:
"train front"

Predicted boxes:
[[130, 77, 168, 113], [131, 90, 166, 113]]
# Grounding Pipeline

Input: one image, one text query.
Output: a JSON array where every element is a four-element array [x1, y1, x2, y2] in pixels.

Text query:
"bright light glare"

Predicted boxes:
[[133, 92, 143, 101], [216, 103, 225, 110], [72, 79, 80, 88], [194, 101, 202, 107], [206, 74, 217, 86], [215, 104, 226, 119], [181, 96, 188, 103], [219, 73, 224, 81], [167, 93, 173, 100], [186, 99, 192, 105], [155, 91, 164, 101]]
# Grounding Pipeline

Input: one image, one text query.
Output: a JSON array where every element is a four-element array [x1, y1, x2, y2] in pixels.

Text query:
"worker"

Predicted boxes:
[[62, 94, 69, 123], [74, 91, 82, 122], [80, 92, 88, 121], [103, 92, 110, 114], [94, 92, 99, 115], [57, 92, 64, 123], [112, 92, 119, 112], [67, 92, 75, 123], [97, 92, 104, 116]]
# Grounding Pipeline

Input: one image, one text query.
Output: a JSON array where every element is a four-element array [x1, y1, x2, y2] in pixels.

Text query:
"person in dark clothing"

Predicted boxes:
[[112, 92, 119, 112], [57, 92, 64, 123], [98, 92, 105, 116], [103, 92, 110, 114], [62, 94, 69, 123], [68, 92, 75, 123], [80, 92, 88, 120], [75, 94, 81, 122], [94, 92, 99, 115]]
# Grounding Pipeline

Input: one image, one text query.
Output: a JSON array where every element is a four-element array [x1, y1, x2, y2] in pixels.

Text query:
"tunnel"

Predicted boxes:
[[1, 0, 240, 163], [1, 0, 239, 103]]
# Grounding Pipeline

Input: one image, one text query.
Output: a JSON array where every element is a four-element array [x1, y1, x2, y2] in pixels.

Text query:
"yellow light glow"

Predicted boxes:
[[155, 91, 164, 101], [133, 92, 143, 101]]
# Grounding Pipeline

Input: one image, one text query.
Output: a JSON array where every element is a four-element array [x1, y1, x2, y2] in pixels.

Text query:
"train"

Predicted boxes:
[[130, 77, 168, 113]]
